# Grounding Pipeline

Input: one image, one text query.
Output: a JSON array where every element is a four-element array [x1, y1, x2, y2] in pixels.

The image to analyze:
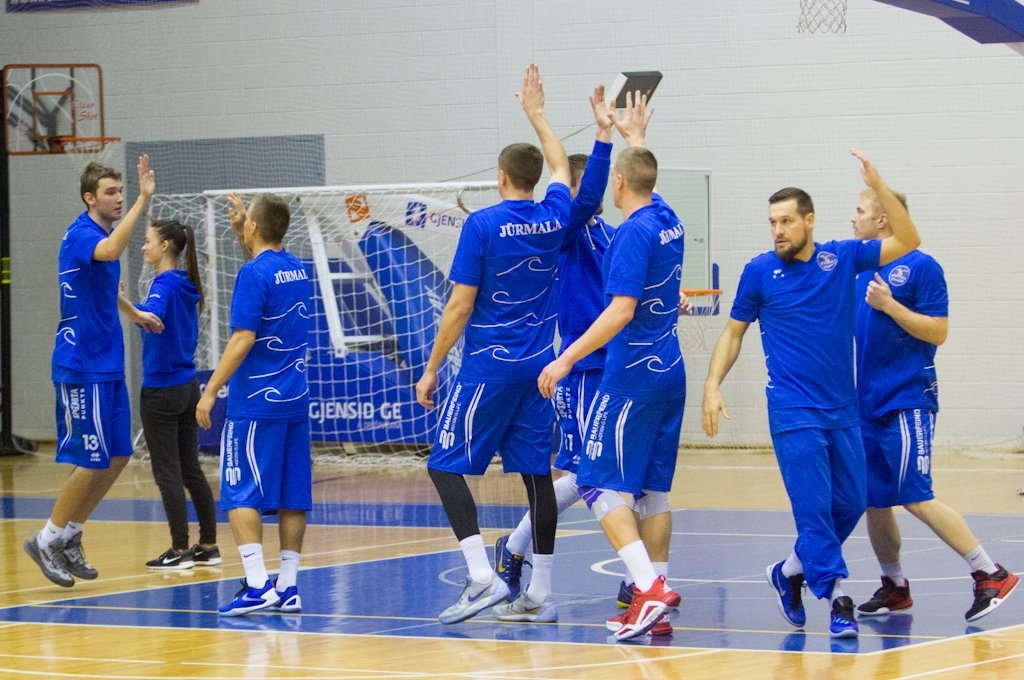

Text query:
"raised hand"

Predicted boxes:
[[516, 63, 545, 119], [590, 84, 614, 141], [137, 154, 155, 199], [227, 192, 247, 235], [609, 90, 654, 148], [851, 148, 883, 190]]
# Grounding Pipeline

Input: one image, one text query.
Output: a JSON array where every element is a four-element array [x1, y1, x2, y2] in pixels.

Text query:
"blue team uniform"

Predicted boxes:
[[52, 212, 132, 468], [428, 182, 571, 476], [856, 250, 947, 508], [553, 140, 615, 473], [220, 249, 313, 513], [136, 270, 200, 388], [731, 238, 881, 599], [576, 194, 687, 496]]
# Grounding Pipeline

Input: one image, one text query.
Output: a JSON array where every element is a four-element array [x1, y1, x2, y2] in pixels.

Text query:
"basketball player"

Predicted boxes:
[[415, 64, 571, 625], [491, 84, 617, 598], [537, 122, 687, 641], [24, 156, 163, 587], [851, 189, 1019, 622], [701, 150, 921, 639], [495, 92, 680, 637], [196, 192, 312, 617]]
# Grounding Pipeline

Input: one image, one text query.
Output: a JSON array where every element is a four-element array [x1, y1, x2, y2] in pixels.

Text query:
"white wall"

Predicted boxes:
[[2, 0, 1021, 449]]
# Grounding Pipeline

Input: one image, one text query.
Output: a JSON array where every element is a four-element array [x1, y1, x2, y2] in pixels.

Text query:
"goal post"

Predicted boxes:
[[145, 182, 500, 452]]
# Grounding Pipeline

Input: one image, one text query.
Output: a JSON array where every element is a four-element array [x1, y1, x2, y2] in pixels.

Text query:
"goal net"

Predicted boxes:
[[144, 182, 500, 458]]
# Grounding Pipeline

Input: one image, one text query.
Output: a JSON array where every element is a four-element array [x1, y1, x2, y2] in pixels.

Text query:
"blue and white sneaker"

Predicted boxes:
[[272, 583, 302, 613], [830, 596, 859, 639], [766, 561, 806, 628], [218, 579, 280, 616], [493, 535, 525, 601], [438, 574, 510, 624]]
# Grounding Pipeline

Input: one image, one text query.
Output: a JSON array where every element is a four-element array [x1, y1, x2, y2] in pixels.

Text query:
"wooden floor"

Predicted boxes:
[[2, 445, 1023, 679]]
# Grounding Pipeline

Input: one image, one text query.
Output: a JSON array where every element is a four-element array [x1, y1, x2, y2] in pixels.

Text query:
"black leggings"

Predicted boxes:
[[429, 467, 556, 554], [140, 380, 217, 551]]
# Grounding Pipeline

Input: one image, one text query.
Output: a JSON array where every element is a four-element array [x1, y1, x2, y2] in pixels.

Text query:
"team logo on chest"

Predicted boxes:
[[816, 251, 838, 271], [888, 265, 911, 287]]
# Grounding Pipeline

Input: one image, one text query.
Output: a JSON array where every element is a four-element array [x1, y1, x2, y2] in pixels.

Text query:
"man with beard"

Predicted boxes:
[[700, 150, 921, 640]]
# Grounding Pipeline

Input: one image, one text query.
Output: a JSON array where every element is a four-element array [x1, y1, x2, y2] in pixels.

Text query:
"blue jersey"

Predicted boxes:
[[52, 212, 124, 382], [731, 239, 881, 414], [599, 194, 686, 401], [136, 270, 201, 388], [856, 250, 946, 418], [449, 182, 571, 382], [227, 249, 312, 421], [559, 140, 615, 373]]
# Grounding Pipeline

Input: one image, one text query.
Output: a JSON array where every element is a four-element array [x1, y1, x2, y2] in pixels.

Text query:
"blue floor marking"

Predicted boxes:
[[4, 508, 1023, 652], [0, 496, 526, 528]]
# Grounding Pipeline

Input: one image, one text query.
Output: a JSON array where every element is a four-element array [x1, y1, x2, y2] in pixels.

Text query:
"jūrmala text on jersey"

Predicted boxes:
[[731, 239, 882, 411], [52, 212, 125, 382], [227, 249, 312, 421], [599, 194, 686, 401], [449, 182, 572, 382], [856, 249, 947, 419]]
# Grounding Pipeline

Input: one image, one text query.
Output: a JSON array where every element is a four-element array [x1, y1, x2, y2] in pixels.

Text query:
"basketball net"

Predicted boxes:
[[46, 135, 123, 174], [679, 289, 722, 352], [797, 0, 847, 34]]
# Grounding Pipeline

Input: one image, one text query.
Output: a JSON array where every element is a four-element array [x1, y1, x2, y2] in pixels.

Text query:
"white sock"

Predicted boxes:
[[38, 520, 64, 549], [507, 515, 533, 556], [238, 543, 269, 588], [781, 553, 803, 578], [277, 550, 301, 590], [831, 580, 847, 604], [653, 561, 669, 579], [618, 540, 657, 592], [964, 545, 997, 575], [526, 553, 554, 601], [62, 521, 84, 543], [880, 561, 907, 587], [460, 535, 493, 584], [623, 567, 635, 587]]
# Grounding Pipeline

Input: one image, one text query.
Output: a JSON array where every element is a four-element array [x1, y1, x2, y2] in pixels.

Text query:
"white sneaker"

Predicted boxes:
[[492, 590, 558, 622], [438, 574, 509, 624]]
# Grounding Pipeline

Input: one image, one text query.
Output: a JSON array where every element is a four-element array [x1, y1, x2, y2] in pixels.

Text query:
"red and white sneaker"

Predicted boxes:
[[607, 576, 681, 641], [607, 611, 673, 636]]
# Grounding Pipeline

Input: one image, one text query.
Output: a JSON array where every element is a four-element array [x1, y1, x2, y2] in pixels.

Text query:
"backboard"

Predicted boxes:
[[2, 63, 109, 155]]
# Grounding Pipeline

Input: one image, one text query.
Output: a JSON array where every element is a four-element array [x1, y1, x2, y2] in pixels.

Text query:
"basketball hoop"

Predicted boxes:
[[679, 288, 722, 352], [3, 64, 121, 172], [798, 0, 847, 34]]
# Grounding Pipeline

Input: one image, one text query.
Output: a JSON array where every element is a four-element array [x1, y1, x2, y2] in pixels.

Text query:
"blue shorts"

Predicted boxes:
[[54, 380, 132, 469], [428, 378, 554, 476], [219, 418, 312, 513], [863, 409, 936, 508], [552, 368, 603, 474], [575, 390, 684, 495]]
